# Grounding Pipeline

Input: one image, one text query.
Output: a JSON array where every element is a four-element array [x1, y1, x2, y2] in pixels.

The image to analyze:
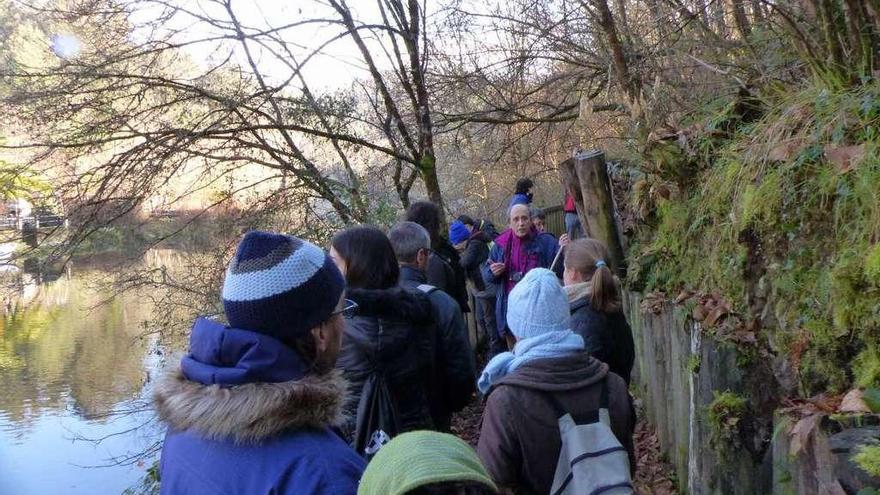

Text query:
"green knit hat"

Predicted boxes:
[[358, 431, 498, 495]]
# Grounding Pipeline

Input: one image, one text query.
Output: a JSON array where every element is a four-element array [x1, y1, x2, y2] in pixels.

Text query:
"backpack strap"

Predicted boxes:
[[599, 377, 610, 409], [542, 390, 568, 418], [416, 283, 438, 295], [539, 377, 609, 425]]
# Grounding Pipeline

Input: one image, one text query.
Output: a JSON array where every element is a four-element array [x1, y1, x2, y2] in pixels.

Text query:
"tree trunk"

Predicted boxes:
[[711, 0, 728, 38], [730, 0, 752, 39], [750, 0, 764, 22], [558, 150, 627, 276], [694, 0, 712, 27], [645, 0, 670, 37], [818, 0, 848, 72], [419, 153, 445, 212], [841, 0, 874, 71], [589, 0, 642, 118], [403, 0, 445, 214], [613, 0, 633, 43]]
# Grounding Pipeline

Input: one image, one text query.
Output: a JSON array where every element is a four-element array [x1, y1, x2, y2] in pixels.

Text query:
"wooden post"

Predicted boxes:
[[558, 150, 627, 276]]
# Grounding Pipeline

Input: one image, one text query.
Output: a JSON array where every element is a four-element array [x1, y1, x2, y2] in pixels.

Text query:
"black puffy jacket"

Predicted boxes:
[[337, 287, 436, 442], [569, 297, 635, 385], [399, 266, 475, 431], [428, 240, 470, 313], [459, 231, 491, 293]]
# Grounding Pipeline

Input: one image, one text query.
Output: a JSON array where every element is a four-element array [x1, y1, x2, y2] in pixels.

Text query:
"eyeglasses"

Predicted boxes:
[[331, 299, 359, 319]]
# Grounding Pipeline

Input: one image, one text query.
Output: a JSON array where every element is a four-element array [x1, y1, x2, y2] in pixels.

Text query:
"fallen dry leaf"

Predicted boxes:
[[809, 393, 842, 413], [705, 306, 729, 327], [640, 292, 666, 314], [654, 184, 672, 200], [732, 331, 757, 345], [674, 290, 694, 304], [768, 140, 802, 162], [693, 305, 708, 321], [744, 318, 761, 333], [824, 144, 865, 173], [838, 389, 871, 413]]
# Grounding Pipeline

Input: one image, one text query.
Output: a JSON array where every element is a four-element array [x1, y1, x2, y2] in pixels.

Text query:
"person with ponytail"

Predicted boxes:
[[562, 238, 635, 385]]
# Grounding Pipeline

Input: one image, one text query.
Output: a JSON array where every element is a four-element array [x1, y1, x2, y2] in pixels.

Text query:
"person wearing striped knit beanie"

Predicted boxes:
[[154, 231, 365, 495]]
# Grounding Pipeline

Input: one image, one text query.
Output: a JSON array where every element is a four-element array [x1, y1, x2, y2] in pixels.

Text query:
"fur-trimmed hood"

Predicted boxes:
[[153, 317, 350, 444], [153, 367, 348, 444]]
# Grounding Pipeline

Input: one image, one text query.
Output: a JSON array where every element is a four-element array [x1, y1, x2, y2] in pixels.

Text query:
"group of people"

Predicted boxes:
[[153, 178, 636, 495]]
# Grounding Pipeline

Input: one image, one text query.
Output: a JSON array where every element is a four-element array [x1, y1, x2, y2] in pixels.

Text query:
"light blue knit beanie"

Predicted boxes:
[[506, 268, 570, 339]]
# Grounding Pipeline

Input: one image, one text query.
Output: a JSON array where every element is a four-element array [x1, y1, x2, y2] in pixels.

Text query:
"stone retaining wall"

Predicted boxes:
[[624, 292, 879, 494]]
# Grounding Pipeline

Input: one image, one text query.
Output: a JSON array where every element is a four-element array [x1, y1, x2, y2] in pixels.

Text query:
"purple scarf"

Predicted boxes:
[[495, 228, 542, 294]]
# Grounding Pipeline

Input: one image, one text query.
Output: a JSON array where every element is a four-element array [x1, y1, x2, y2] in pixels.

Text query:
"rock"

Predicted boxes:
[[829, 425, 880, 493]]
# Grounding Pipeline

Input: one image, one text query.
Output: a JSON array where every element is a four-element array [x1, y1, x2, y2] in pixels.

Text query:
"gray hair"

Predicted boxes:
[[530, 206, 545, 219], [388, 221, 431, 264], [508, 203, 532, 219]]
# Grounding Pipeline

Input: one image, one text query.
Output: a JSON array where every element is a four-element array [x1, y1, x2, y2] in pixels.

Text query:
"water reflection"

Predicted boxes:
[[0, 257, 167, 495]]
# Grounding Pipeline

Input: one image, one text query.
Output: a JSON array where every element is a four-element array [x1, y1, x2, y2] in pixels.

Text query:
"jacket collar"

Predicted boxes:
[[495, 228, 539, 249], [565, 282, 592, 305], [180, 318, 306, 387], [153, 367, 348, 444], [399, 265, 427, 285], [346, 285, 433, 325], [493, 352, 608, 392], [469, 231, 488, 243]]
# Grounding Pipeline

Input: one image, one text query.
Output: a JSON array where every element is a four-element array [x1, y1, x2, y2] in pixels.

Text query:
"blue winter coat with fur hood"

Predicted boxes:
[[154, 317, 365, 495]]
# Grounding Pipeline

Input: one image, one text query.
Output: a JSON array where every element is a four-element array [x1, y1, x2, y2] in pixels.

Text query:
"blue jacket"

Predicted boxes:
[[154, 318, 365, 495], [481, 229, 560, 338]]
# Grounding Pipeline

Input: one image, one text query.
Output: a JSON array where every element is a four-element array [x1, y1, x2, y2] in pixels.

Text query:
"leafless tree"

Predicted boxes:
[[1, 0, 452, 244]]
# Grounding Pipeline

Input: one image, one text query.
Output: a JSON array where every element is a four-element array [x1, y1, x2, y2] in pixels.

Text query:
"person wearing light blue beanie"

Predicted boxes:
[[477, 268, 585, 394], [475, 268, 635, 494]]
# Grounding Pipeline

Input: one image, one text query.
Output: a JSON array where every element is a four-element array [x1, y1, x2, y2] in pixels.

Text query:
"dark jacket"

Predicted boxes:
[[155, 318, 365, 495], [570, 298, 636, 385], [459, 231, 491, 294], [477, 353, 634, 495], [399, 265, 476, 430], [481, 229, 560, 337], [338, 287, 436, 440], [428, 240, 471, 313]]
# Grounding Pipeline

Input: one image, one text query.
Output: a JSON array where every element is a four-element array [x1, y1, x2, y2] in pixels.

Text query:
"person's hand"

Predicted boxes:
[[559, 233, 570, 248], [490, 262, 506, 277]]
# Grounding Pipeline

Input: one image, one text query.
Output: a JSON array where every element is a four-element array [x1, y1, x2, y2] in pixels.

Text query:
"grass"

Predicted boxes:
[[707, 390, 748, 456], [629, 81, 880, 396], [853, 445, 880, 477], [853, 348, 880, 389]]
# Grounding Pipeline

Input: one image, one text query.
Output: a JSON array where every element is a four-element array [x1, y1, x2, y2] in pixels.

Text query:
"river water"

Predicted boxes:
[[0, 256, 175, 495]]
